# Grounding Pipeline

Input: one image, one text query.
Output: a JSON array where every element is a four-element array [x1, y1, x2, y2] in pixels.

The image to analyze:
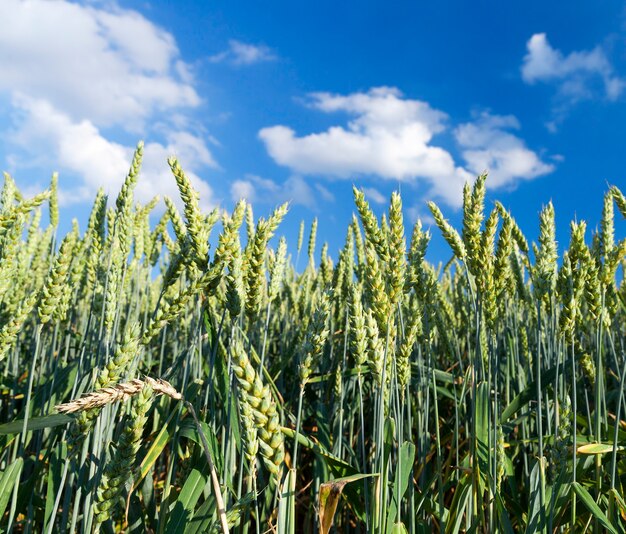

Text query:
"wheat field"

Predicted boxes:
[[0, 142, 625, 532]]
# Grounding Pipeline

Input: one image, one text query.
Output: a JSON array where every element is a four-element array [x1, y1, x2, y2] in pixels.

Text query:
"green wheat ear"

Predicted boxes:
[[49, 172, 59, 228], [532, 201, 558, 301], [93, 383, 153, 526], [230, 339, 285, 482], [38, 232, 76, 325], [428, 201, 466, 260], [387, 191, 406, 307], [168, 156, 209, 269]]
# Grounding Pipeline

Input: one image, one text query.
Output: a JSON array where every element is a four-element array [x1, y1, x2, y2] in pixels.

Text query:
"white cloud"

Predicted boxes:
[[314, 183, 335, 203], [362, 187, 387, 205], [230, 174, 319, 209], [259, 87, 551, 207], [259, 87, 472, 206], [230, 175, 276, 204], [230, 179, 257, 203], [11, 95, 214, 210], [455, 112, 554, 188], [210, 40, 276, 66], [0, 0, 216, 210], [406, 205, 434, 226], [521, 33, 624, 102], [0, 0, 200, 129]]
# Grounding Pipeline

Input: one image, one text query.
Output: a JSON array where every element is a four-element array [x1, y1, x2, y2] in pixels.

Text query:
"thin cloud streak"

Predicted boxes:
[[210, 40, 277, 66]]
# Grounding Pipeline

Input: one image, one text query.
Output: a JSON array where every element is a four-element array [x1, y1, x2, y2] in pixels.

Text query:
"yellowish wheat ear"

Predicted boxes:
[[56, 376, 181, 414]]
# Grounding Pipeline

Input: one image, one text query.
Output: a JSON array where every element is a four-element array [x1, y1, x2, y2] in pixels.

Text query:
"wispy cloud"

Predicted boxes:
[[230, 174, 321, 209], [314, 183, 335, 203], [0, 0, 215, 206], [361, 187, 387, 205], [259, 87, 552, 207], [521, 33, 624, 104], [210, 40, 276, 66]]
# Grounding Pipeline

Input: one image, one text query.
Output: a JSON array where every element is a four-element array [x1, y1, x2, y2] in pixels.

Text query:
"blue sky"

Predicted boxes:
[[1, 0, 625, 260]]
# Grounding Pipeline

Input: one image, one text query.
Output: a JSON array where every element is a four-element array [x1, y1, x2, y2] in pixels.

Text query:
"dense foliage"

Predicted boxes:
[[1, 143, 626, 532]]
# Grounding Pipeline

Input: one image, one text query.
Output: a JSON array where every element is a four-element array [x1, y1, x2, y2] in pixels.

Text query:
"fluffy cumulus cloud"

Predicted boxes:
[[521, 33, 624, 102], [455, 112, 554, 188], [210, 40, 276, 66], [259, 87, 552, 207], [0, 0, 215, 207]]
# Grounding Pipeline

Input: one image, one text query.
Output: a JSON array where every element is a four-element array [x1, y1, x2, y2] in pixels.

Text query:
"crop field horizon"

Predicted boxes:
[[1, 143, 626, 533]]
